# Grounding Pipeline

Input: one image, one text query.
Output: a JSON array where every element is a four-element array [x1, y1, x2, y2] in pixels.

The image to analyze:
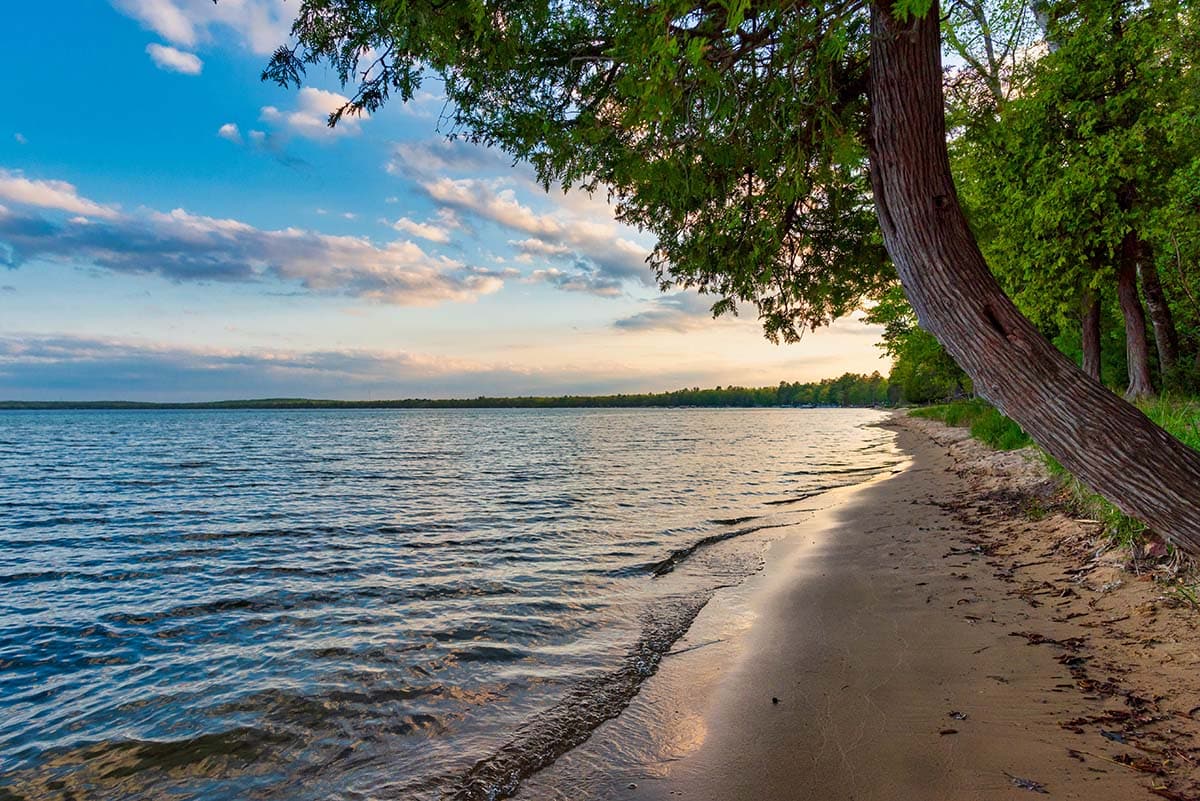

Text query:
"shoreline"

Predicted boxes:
[[519, 413, 1200, 800]]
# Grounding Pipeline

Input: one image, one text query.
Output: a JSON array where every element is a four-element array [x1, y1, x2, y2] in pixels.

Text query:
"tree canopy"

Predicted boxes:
[[267, 0, 895, 341], [264, 0, 1200, 551]]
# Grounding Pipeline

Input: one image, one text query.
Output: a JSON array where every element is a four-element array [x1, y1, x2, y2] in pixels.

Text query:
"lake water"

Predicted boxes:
[[0, 408, 898, 800]]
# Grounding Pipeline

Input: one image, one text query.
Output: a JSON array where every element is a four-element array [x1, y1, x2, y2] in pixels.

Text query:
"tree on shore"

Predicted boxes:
[[265, 1, 1200, 549], [951, 0, 1199, 400]]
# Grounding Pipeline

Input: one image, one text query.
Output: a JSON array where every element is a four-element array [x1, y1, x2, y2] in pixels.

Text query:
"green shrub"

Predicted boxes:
[[908, 399, 1029, 449], [968, 407, 1031, 450]]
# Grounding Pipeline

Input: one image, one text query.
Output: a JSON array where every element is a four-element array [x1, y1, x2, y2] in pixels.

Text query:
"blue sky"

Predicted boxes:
[[0, 0, 886, 401]]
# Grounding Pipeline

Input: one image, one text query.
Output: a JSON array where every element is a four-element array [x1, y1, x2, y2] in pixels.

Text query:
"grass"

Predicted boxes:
[[909, 396, 1200, 552], [909, 398, 1032, 450]]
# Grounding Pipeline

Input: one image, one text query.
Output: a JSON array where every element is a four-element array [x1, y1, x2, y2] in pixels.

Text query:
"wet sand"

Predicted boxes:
[[520, 414, 1200, 800]]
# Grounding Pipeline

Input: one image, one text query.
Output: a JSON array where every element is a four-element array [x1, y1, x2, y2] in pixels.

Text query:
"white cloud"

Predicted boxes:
[[614, 292, 730, 332], [115, 0, 196, 46], [113, 0, 292, 56], [217, 123, 242, 143], [527, 268, 623, 298], [248, 130, 266, 145], [419, 176, 651, 293], [145, 43, 203, 74], [391, 209, 460, 243], [0, 174, 508, 306], [0, 169, 119, 220], [386, 139, 507, 180], [424, 178, 563, 238], [510, 238, 571, 258], [13, 133, 27, 145], [393, 218, 449, 243], [261, 88, 364, 140]]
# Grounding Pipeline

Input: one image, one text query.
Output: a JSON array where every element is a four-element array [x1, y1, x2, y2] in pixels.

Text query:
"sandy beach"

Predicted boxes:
[[519, 414, 1200, 800]]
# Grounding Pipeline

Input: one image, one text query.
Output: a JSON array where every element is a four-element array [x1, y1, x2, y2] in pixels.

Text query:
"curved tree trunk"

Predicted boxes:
[[867, 2, 1200, 550], [1117, 234, 1155, 400], [1081, 289, 1102, 382]]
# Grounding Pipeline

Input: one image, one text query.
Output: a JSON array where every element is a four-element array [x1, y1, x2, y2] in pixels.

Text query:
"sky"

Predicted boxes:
[[0, 0, 887, 401]]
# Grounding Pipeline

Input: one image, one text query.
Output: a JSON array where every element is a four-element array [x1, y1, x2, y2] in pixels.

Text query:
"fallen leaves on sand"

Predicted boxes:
[[1009, 630, 1087, 650]]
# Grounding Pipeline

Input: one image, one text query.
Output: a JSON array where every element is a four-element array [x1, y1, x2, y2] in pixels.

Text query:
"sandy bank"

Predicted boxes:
[[519, 414, 1200, 800]]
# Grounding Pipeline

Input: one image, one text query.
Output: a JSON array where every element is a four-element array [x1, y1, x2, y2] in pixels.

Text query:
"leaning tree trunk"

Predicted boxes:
[[867, 1, 1200, 551], [1081, 289, 1102, 382], [1117, 234, 1155, 400]]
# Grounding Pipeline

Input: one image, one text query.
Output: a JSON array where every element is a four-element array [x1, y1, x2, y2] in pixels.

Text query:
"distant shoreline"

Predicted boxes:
[[0, 375, 894, 411], [0, 398, 890, 411]]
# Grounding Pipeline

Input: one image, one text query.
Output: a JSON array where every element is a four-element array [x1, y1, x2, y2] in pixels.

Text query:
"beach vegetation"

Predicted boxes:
[[914, 398, 1200, 550], [909, 400, 1031, 450]]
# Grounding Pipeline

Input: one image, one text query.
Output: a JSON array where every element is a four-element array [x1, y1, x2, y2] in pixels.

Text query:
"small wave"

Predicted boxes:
[[763, 491, 821, 506], [708, 515, 759, 526], [783, 463, 896, 477], [101, 581, 525, 628], [646, 522, 790, 577], [443, 593, 711, 801]]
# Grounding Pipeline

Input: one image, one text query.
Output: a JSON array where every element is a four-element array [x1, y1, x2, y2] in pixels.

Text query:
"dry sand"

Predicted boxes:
[[523, 413, 1200, 800]]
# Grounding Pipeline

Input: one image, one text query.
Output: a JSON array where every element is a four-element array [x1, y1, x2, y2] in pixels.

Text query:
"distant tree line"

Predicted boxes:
[[0, 373, 890, 410]]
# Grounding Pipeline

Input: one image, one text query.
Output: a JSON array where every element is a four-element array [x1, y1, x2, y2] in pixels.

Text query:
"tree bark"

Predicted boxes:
[[1137, 247, 1181, 383], [1117, 233, 1155, 400], [867, 2, 1200, 550], [1081, 289, 1101, 382]]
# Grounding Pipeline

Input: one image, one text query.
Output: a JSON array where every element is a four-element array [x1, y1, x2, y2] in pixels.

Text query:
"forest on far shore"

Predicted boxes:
[[0, 372, 891, 410]]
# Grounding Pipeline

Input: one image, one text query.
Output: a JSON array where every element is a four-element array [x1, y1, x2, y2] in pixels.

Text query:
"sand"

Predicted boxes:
[[518, 413, 1200, 800]]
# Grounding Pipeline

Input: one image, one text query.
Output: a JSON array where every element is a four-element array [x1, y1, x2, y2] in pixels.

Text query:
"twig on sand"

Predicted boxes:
[[1004, 772, 1049, 793]]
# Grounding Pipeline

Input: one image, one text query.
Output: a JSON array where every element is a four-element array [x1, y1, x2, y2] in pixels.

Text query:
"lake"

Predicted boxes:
[[0, 407, 898, 800]]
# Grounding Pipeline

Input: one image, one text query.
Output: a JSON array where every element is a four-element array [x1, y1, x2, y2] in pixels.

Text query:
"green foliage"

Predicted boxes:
[[909, 399, 1031, 450], [864, 284, 970, 404], [1141, 396, 1200, 451], [268, 0, 894, 343], [969, 406, 1032, 450], [1046, 457, 1150, 550], [949, 0, 1200, 392]]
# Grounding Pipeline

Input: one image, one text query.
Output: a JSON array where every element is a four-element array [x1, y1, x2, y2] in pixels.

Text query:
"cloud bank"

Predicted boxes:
[[0, 169, 506, 306], [0, 334, 711, 402]]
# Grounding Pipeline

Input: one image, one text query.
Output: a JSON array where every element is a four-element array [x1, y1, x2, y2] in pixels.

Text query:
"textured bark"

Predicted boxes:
[[1117, 234, 1155, 400], [867, 2, 1200, 550], [1081, 290, 1102, 382], [1138, 249, 1181, 381]]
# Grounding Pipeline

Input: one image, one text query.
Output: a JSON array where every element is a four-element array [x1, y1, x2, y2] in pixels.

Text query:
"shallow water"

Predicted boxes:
[[0, 407, 898, 800]]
